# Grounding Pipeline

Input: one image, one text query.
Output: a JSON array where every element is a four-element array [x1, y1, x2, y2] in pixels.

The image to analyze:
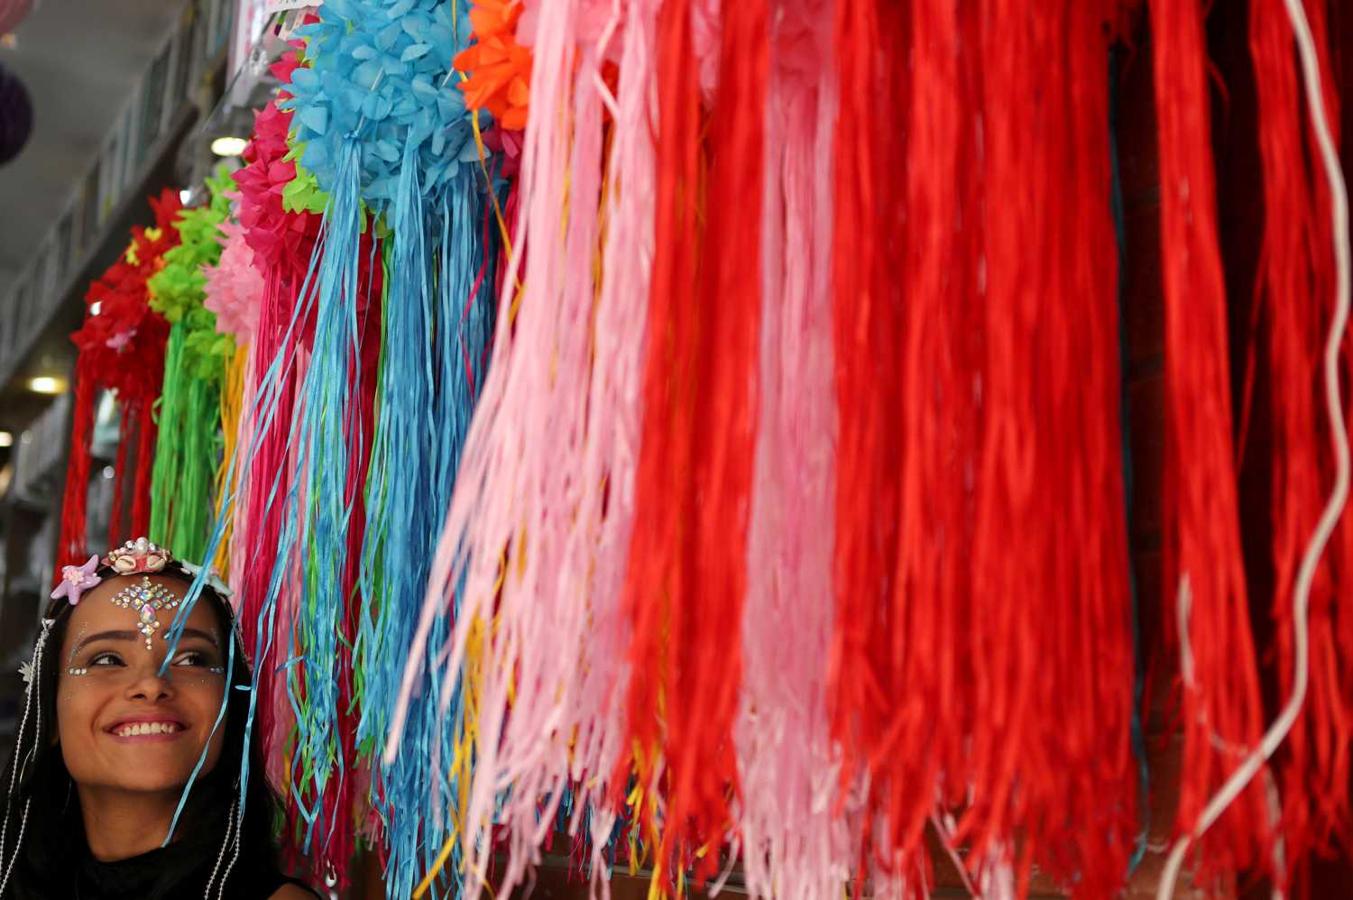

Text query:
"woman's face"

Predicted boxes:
[[56, 575, 229, 796]]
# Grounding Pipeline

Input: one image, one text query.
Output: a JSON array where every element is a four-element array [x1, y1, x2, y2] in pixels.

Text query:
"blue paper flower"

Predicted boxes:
[[283, 0, 493, 212]]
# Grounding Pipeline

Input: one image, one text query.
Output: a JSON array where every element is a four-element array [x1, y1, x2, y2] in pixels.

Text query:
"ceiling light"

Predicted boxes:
[[210, 136, 248, 157], [0, 432, 11, 448], [179, 188, 193, 204], [28, 376, 65, 395]]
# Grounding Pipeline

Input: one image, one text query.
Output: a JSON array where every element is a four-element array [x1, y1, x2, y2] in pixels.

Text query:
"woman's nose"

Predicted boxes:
[[124, 664, 176, 702]]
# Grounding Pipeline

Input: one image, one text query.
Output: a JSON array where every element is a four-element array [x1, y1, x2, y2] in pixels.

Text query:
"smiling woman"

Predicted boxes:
[[0, 540, 317, 900]]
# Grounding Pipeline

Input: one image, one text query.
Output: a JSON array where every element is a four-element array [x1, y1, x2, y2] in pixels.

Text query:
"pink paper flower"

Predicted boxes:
[[203, 216, 263, 340], [51, 555, 101, 606]]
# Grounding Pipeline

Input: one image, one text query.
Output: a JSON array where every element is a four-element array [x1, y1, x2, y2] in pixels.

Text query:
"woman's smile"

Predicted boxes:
[[105, 716, 189, 740]]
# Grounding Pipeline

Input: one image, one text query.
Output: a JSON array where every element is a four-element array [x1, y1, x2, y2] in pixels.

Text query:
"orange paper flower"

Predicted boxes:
[[453, 0, 531, 131]]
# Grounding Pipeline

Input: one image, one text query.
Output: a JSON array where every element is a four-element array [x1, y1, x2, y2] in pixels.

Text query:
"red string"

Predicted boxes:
[[618, 0, 701, 863], [108, 402, 131, 541], [130, 395, 158, 539]]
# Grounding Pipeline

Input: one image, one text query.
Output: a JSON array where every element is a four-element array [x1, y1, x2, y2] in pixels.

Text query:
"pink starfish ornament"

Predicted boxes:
[[51, 555, 102, 606]]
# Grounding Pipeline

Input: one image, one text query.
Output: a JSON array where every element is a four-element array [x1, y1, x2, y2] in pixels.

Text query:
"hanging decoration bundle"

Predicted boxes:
[[390, 0, 1348, 895], [226, 48, 325, 805], [202, 208, 265, 584], [826, 0, 1140, 892], [734, 0, 850, 895], [195, 0, 505, 889], [57, 189, 182, 572], [388, 0, 644, 891], [145, 168, 235, 565], [1247, 0, 1351, 877]]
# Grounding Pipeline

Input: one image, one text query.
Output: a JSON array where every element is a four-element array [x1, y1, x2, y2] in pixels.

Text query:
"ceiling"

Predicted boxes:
[[0, 1, 186, 297]]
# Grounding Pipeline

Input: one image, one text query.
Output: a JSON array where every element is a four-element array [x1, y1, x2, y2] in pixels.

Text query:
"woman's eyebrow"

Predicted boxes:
[[73, 627, 220, 656], [177, 628, 221, 648], [72, 630, 139, 655]]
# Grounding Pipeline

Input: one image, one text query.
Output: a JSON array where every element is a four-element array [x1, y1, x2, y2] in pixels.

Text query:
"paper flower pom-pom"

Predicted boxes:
[[71, 189, 181, 407], [148, 167, 233, 325], [453, 0, 531, 131], [204, 217, 263, 341], [233, 50, 324, 278], [283, 0, 491, 212]]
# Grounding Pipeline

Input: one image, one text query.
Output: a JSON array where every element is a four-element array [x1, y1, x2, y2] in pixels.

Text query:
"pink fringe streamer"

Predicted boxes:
[[734, 1, 853, 896], [388, 1, 653, 896]]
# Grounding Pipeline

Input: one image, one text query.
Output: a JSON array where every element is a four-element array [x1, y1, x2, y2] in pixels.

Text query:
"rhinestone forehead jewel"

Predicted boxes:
[[107, 576, 183, 651]]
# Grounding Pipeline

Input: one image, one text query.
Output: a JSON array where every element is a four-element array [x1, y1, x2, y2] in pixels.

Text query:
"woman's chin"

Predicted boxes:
[[100, 772, 199, 794]]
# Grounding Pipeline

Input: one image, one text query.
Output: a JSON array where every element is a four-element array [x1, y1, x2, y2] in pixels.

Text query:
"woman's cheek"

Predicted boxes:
[[181, 676, 228, 769], [54, 679, 101, 776]]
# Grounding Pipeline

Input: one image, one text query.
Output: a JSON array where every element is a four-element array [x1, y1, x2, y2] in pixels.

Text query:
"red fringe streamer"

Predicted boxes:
[[620, 0, 767, 883], [1150, 0, 1270, 877], [1250, 0, 1350, 875], [827, 0, 907, 818], [56, 190, 180, 573], [831, 1, 1137, 891], [57, 373, 97, 571]]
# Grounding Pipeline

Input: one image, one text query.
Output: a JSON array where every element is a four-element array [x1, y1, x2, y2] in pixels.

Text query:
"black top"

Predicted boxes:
[[14, 842, 321, 900]]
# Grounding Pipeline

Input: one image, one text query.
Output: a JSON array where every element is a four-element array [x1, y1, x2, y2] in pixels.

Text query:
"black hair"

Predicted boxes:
[[0, 565, 286, 899]]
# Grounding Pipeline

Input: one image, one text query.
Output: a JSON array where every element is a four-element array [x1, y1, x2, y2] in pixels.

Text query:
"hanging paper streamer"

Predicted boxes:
[[1248, 0, 1351, 878], [203, 211, 265, 582], [229, 49, 324, 807], [57, 190, 182, 572], [734, 0, 854, 895], [615, 0, 768, 883], [147, 167, 235, 564], [384, 0, 640, 890], [262, 0, 499, 888], [1149, 0, 1271, 879], [828, 0, 1139, 893]]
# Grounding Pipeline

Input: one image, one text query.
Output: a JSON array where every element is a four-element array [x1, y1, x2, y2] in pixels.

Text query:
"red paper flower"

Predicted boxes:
[[234, 50, 322, 278], [71, 188, 182, 406]]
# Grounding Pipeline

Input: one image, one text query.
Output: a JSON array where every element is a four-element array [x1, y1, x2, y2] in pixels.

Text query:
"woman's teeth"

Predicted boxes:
[[113, 722, 183, 737]]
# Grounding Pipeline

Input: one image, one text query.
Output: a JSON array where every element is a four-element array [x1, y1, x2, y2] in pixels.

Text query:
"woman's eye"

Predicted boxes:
[[89, 653, 124, 667], [172, 651, 208, 667]]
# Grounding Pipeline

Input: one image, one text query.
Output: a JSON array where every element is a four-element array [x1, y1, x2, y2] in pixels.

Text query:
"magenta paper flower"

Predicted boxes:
[[51, 555, 102, 605]]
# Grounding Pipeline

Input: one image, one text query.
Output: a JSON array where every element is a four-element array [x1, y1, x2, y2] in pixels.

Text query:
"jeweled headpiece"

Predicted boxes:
[[49, 537, 233, 651]]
